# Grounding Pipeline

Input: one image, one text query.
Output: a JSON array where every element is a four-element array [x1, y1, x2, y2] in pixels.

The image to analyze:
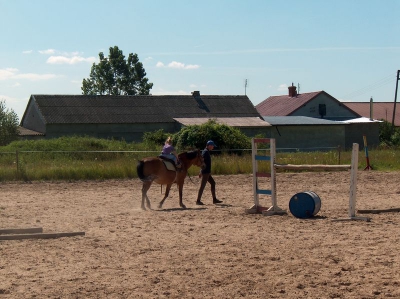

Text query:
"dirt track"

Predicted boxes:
[[1, 171, 400, 298]]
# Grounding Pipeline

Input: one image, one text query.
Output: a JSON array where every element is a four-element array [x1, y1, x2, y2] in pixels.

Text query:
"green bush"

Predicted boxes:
[[379, 120, 400, 147], [142, 129, 170, 147], [173, 119, 251, 151], [0, 100, 19, 146]]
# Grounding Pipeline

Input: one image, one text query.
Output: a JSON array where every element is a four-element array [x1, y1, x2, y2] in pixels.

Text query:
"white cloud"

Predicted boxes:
[[39, 49, 56, 55], [38, 49, 96, 64], [68, 51, 80, 56], [0, 68, 57, 81], [189, 84, 197, 88], [0, 68, 19, 80], [183, 64, 200, 70], [46, 55, 96, 65], [148, 46, 400, 57], [168, 61, 185, 69], [12, 82, 21, 87], [0, 94, 18, 103], [278, 84, 288, 91], [156, 61, 200, 70], [40, 49, 84, 57], [168, 61, 200, 69], [145, 56, 153, 61], [0, 94, 27, 120], [22, 50, 33, 54], [13, 73, 58, 81]]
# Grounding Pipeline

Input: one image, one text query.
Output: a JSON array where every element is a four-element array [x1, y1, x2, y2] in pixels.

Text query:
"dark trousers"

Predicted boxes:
[[196, 173, 217, 202]]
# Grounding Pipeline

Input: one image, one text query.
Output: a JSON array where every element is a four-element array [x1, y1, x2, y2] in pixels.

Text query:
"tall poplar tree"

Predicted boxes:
[[82, 46, 153, 95], [0, 100, 19, 146]]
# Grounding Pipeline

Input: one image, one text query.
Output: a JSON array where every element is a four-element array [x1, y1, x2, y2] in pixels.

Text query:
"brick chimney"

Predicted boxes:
[[191, 91, 200, 97], [288, 83, 297, 97]]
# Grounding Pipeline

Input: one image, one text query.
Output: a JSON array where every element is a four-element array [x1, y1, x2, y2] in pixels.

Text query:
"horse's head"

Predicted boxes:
[[179, 150, 206, 170], [195, 149, 206, 170]]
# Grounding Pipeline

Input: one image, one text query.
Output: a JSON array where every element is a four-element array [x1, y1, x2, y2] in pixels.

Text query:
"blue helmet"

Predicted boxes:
[[206, 140, 216, 147]]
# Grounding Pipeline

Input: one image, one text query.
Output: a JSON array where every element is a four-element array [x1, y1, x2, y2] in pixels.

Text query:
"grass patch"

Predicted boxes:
[[0, 136, 399, 181]]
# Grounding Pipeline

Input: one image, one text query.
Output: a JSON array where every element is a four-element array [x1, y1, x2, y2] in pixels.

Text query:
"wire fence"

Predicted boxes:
[[0, 146, 343, 181]]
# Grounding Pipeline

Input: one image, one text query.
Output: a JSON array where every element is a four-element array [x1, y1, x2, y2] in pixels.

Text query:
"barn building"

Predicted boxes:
[[19, 92, 269, 142]]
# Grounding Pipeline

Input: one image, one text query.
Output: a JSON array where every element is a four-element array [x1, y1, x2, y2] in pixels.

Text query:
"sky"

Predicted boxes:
[[1, 0, 399, 121]]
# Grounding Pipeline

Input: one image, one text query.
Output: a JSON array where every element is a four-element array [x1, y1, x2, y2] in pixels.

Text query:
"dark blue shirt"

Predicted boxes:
[[201, 148, 212, 174]]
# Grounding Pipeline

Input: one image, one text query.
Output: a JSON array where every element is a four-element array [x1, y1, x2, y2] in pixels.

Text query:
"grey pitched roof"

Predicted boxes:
[[17, 126, 45, 136], [262, 116, 347, 125], [23, 94, 261, 124]]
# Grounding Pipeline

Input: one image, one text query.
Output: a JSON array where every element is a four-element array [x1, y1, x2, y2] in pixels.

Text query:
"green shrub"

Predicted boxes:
[[379, 120, 400, 147], [0, 100, 19, 146], [142, 129, 170, 147], [173, 119, 251, 152]]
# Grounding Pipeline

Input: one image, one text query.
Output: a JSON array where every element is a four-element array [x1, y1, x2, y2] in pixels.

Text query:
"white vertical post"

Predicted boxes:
[[270, 138, 277, 209], [333, 142, 370, 222], [349, 143, 359, 218], [247, 138, 286, 216], [263, 138, 286, 216]]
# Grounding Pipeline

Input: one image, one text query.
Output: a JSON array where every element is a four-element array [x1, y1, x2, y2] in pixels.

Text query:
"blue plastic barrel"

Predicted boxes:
[[289, 191, 321, 219]]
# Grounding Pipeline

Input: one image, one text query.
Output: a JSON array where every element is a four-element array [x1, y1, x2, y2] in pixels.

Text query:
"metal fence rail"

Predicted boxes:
[[0, 146, 343, 181]]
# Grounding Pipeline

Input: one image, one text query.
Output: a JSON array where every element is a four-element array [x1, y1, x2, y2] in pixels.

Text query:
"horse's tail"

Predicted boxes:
[[136, 160, 147, 181]]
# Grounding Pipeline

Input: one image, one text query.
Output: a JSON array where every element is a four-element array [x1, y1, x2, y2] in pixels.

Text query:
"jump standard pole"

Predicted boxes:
[[363, 135, 372, 171]]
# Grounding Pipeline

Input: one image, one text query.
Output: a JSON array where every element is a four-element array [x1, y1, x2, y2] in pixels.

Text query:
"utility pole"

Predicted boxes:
[[369, 97, 373, 120], [391, 70, 400, 132]]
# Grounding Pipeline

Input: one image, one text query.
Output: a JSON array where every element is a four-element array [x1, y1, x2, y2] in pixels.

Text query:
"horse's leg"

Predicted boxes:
[[158, 184, 172, 209], [178, 183, 186, 209], [141, 181, 152, 210]]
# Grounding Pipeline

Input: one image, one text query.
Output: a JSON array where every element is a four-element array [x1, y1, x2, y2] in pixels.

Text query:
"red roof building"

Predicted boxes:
[[342, 102, 400, 127], [256, 85, 360, 121]]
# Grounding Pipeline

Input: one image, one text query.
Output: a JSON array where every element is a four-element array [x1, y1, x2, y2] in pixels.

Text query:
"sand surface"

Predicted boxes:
[[1, 171, 400, 298]]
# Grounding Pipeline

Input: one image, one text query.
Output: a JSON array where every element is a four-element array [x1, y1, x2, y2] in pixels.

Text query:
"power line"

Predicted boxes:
[[341, 72, 395, 99], [341, 72, 396, 100]]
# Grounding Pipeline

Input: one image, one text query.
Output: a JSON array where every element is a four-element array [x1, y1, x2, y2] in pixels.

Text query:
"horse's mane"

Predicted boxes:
[[179, 150, 199, 160]]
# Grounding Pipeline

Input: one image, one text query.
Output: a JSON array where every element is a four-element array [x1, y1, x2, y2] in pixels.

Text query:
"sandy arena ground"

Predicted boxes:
[[1, 171, 400, 298]]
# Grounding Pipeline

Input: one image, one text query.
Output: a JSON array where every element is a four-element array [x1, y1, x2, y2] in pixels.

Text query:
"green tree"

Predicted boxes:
[[173, 119, 251, 152], [142, 129, 169, 146], [82, 46, 153, 95], [379, 120, 400, 147], [0, 100, 19, 146]]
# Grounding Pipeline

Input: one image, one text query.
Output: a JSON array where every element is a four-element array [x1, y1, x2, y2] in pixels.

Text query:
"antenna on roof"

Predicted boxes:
[[244, 79, 249, 96]]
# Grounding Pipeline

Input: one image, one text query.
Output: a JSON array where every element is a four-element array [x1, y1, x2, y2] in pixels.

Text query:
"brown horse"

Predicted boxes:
[[136, 150, 205, 210]]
